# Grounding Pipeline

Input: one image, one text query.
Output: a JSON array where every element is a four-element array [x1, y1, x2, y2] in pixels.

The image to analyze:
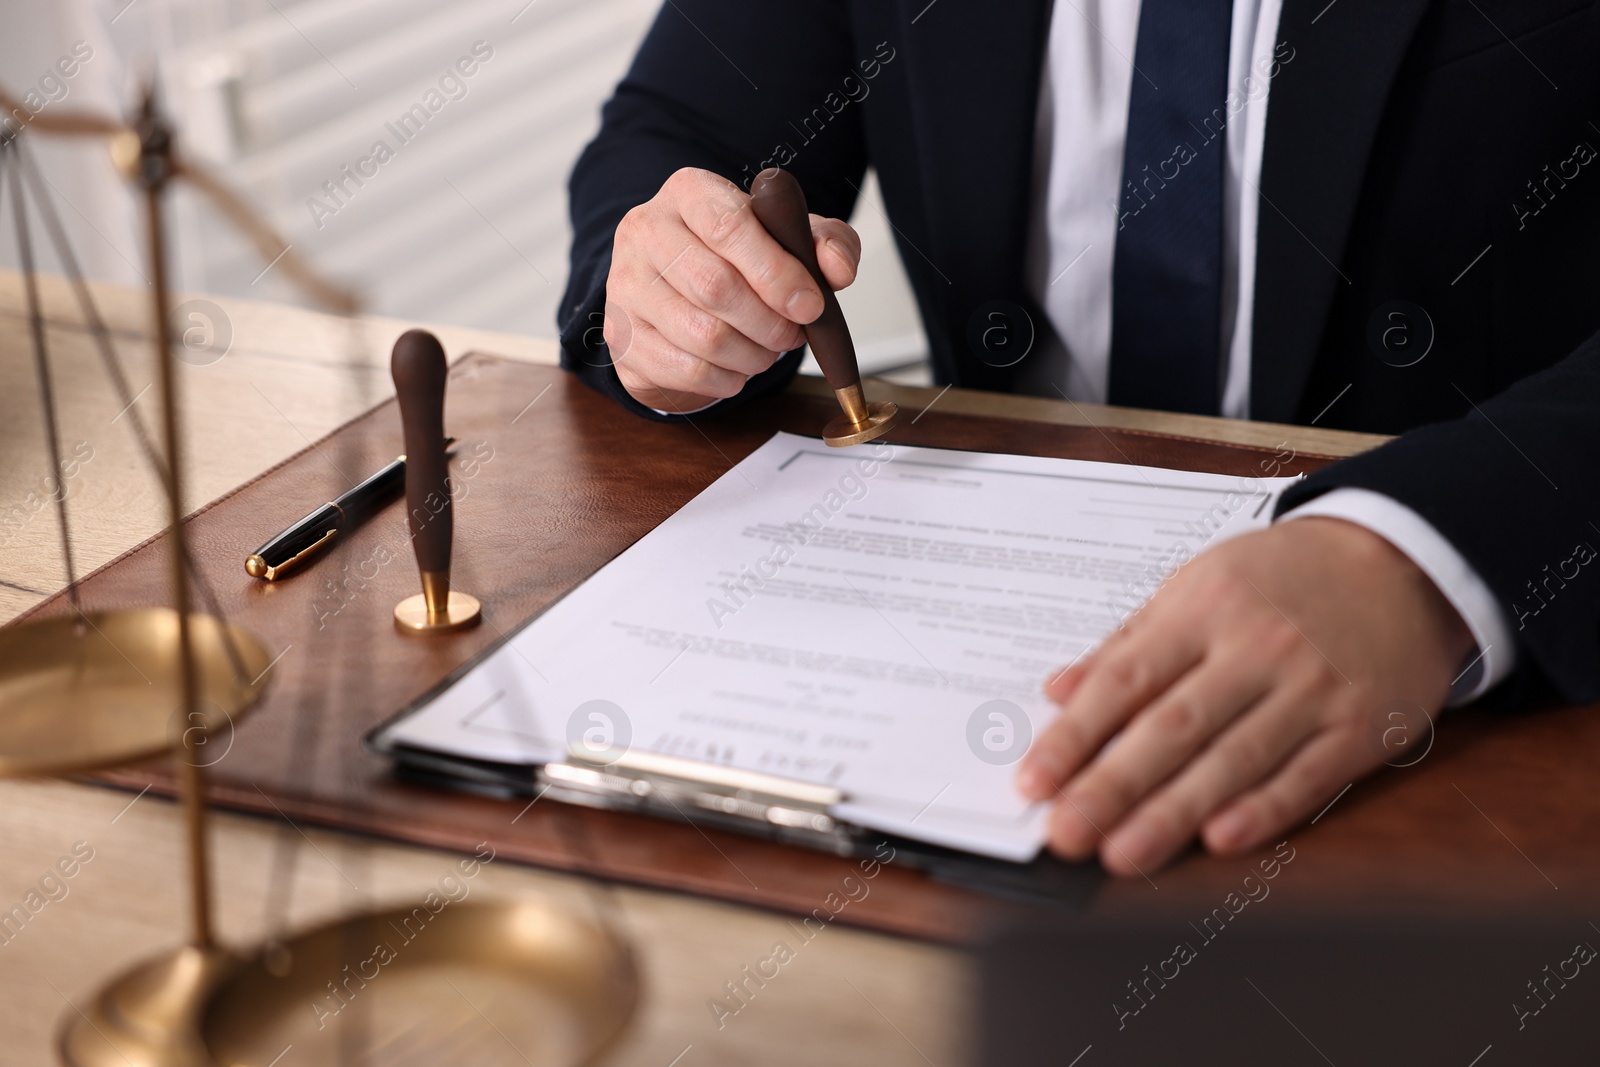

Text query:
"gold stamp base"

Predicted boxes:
[[823, 400, 900, 447], [393, 590, 482, 634]]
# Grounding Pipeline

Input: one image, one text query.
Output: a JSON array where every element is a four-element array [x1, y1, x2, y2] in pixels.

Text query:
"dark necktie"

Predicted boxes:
[[1108, 0, 1234, 415]]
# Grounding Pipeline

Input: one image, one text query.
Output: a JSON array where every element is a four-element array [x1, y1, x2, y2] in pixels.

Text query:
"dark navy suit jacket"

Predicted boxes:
[[559, 0, 1600, 709]]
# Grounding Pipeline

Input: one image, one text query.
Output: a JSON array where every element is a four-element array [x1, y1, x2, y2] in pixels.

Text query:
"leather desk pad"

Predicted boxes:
[[19, 354, 1596, 940]]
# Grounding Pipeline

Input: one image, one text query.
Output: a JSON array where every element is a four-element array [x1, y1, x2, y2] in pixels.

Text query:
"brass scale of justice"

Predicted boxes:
[[0, 74, 897, 1067]]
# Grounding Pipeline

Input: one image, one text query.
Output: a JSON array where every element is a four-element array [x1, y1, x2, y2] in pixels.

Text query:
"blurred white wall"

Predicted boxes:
[[0, 0, 926, 380], [0, 3, 139, 293]]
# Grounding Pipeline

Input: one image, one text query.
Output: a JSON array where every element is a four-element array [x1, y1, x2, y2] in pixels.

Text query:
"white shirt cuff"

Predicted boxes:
[[1279, 487, 1515, 704]]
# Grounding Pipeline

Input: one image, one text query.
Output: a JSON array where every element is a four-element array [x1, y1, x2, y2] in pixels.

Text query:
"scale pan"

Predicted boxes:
[[0, 609, 271, 777], [200, 898, 639, 1067]]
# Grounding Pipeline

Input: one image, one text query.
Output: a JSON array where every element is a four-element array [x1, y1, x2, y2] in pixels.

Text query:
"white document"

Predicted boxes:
[[381, 432, 1297, 861]]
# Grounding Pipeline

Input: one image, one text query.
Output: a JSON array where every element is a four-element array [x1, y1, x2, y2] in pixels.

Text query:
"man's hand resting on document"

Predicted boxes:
[[1016, 517, 1475, 876], [604, 167, 861, 413]]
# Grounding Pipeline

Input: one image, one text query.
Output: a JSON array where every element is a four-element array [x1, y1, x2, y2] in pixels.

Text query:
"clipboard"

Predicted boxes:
[[374, 732, 1108, 912]]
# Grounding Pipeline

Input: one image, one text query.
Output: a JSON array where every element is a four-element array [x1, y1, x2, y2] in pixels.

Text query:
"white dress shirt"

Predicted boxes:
[[1022, 0, 1513, 700]]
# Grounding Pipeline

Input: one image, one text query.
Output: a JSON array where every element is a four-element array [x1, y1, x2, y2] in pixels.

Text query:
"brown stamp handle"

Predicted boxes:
[[748, 167, 861, 393], [390, 329, 451, 575]]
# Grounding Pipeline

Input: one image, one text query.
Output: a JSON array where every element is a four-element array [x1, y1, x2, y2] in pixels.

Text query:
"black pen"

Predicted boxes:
[[245, 438, 455, 580]]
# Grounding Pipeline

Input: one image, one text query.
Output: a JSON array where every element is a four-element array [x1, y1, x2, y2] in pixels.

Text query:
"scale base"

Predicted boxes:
[[394, 590, 482, 634], [823, 400, 900, 447], [58, 944, 238, 1067]]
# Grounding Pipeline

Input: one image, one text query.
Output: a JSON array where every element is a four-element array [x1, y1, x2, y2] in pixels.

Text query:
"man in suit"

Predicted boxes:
[[559, 0, 1600, 875]]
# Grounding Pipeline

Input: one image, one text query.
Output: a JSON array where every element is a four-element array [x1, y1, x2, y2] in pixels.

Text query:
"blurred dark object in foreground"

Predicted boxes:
[[979, 912, 1597, 1065]]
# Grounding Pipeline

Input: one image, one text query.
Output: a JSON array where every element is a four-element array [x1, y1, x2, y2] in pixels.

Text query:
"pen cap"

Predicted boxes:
[[391, 329, 452, 574], [748, 167, 861, 393]]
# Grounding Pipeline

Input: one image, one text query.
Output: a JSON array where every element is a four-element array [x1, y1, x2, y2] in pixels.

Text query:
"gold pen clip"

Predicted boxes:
[[246, 527, 337, 581]]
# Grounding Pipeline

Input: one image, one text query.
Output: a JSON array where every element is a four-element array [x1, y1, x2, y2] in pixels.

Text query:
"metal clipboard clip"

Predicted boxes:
[[538, 748, 863, 857]]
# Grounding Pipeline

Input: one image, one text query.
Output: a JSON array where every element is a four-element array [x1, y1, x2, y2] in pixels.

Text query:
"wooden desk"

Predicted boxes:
[[0, 271, 1409, 1067]]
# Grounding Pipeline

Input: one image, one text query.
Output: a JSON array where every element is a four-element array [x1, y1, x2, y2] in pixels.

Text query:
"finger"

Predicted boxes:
[[1200, 721, 1378, 856], [628, 264, 786, 378], [1044, 654, 1275, 860], [1098, 681, 1329, 875], [1044, 633, 1111, 702], [1016, 619, 1204, 802], [676, 176, 825, 323], [811, 215, 860, 291], [613, 320, 747, 401], [642, 229, 807, 355], [1041, 656, 1091, 705]]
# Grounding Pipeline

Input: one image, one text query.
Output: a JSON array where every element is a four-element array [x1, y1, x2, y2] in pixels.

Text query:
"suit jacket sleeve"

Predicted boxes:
[[558, 0, 871, 420], [1276, 327, 1600, 710]]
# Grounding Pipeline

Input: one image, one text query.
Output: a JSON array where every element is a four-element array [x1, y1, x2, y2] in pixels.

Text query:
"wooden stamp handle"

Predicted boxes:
[[390, 329, 451, 576], [748, 167, 861, 393]]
